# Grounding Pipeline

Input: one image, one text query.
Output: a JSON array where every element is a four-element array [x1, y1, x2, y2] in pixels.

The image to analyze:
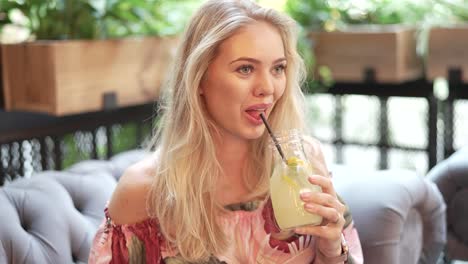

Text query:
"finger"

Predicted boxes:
[[307, 174, 336, 196], [294, 225, 342, 241], [303, 203, 343, 224], [300, 192, 345, 213]]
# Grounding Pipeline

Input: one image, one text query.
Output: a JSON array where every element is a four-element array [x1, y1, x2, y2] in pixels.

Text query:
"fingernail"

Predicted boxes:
[[309, 174, 322, 181], [300, 191, 311, 199], [305, 204, 315, 210]]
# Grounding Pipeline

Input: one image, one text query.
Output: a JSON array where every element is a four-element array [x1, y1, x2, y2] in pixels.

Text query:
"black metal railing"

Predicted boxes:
[[0, 103, 156, 185], [443, 68, 468, 158], [311, 68, 467, 172], [314, 71, 438, 170]]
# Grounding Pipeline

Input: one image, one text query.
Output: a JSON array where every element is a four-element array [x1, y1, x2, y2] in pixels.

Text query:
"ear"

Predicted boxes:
[[199, 72, 208, 95], [198, 80, 205, 95]]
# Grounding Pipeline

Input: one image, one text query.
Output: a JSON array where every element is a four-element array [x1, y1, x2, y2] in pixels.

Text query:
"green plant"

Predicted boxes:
[[0, 1, 14, 27], [296, 29, 334, 93], [431, 0, 468, 23], [285, 0, 338, 31], [0, 0, 199, 40], [285, 0, 433, 31], [61, 122, 154, 168], [341, 0, 432, 25], [62, 132, 92, 168]]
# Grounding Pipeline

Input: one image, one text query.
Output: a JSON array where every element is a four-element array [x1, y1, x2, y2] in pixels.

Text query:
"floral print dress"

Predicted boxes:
[[89, 197, 363, 264]]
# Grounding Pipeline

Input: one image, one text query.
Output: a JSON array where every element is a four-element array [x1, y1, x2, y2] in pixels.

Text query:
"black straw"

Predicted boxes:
[[259, 113, 287, 164]]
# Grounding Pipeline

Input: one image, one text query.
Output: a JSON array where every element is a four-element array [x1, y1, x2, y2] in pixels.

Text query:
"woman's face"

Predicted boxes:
[[201, 21, 287, 142]]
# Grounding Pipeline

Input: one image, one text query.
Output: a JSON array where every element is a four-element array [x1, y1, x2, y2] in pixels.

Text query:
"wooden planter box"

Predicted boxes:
[[427, 25, 468, 82], [309, 25, 423, 83], [1, 36, 178, 116]]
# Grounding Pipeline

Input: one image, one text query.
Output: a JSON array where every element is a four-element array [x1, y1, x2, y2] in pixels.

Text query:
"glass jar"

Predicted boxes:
[[269, 129, 323, 230]]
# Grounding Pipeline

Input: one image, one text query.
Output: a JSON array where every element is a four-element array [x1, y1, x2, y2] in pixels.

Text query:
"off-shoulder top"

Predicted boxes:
[[89, 197, 363, 264]]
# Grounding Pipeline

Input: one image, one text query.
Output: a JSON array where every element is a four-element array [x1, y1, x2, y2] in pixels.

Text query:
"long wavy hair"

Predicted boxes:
[[147, 0, 307, 261]]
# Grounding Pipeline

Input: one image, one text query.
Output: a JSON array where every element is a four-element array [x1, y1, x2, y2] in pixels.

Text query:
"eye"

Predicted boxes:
[[273, 64, 286, 75], [237, 65, 253, 75]]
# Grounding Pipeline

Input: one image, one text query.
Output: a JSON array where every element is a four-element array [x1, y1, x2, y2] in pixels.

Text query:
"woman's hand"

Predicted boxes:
[[294, 173, 346, 258]]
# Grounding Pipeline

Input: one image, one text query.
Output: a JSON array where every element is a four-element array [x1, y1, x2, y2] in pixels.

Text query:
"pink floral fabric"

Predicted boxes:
[[89, 198, 363, 263]]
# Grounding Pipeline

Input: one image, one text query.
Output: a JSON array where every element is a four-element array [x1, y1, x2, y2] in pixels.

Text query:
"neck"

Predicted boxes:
[[212, 131, 254, 205], [214, 133, 250, 176]]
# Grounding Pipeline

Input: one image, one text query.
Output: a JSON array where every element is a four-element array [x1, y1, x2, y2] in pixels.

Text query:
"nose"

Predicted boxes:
[[253, 71, 275, 97]]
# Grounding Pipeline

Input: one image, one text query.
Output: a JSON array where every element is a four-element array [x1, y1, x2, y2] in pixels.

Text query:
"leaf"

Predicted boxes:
[[0, 0, 199, 40]]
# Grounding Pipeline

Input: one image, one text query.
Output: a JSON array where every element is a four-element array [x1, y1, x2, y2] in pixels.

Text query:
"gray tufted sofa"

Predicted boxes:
[[428, 146, 468, 262], [0, 149, 446, 264], [0, 150, 147, 264], [332, 165, 446, 264]]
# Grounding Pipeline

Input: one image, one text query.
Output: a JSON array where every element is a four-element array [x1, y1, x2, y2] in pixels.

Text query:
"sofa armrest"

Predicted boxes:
[[428, 146, 468, 261], [332, 166, 446, 264], [0, 170, 116, 263]]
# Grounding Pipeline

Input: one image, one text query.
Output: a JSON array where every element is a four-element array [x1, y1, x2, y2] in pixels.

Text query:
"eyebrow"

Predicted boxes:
[[229, 57, 287, 65]]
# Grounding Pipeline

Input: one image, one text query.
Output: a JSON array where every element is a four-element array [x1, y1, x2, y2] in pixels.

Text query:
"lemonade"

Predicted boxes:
[[269, 132, 323, 231]]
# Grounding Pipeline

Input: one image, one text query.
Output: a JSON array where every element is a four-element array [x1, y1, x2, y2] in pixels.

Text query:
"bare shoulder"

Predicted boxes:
[[302, 135, 329, 176], [107, 153, 158, 225]]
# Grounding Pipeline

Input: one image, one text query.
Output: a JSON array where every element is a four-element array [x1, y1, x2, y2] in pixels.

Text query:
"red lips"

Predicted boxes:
[[245, 110, 262, 120], [244, 103, 272, 124]]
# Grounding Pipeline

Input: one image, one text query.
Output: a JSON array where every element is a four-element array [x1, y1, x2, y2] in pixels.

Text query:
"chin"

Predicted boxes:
[[242, 126, 266, 140]]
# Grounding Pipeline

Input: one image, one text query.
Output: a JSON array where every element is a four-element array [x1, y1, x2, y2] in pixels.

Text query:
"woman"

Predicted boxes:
[[89, 0, 363, 263]]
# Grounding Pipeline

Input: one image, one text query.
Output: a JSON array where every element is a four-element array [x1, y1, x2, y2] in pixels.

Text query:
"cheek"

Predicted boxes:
[[204, 76, 246, 109], [275, 80, 287, 99], [217, 78, 250, 101]]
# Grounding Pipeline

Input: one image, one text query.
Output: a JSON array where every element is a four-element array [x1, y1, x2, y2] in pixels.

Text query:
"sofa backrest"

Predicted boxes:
[[0, 150, 147, 264]]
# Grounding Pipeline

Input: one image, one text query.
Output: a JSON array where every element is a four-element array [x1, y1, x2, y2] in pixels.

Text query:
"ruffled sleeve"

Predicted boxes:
[[336, 196, 364, 264], [88, 208, 164, 264], [342, 219, 364, 264]]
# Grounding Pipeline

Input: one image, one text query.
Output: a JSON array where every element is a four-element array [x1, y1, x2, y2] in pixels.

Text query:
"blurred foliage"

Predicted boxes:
[[111, 123, 138, 155], [431, 0, 468, 22], [286, 0, 468, 32], [62, 132, 92, 168], [0, 0, 200, 40], [61, 121, 154, 169], [285, 0, 434, 31], [296, 28, 334, 93], [286, 0, 338, 31]]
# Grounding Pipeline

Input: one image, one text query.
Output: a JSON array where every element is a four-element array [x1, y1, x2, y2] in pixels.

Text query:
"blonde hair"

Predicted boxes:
[[148, 0, 307, 261]]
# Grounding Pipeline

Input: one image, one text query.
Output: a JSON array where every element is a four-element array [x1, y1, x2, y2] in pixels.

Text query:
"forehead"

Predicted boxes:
[[216, 21, 285, 61]]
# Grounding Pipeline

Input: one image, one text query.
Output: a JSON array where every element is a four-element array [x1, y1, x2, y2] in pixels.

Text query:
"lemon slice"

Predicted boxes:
[[282, 174, 299, 189], [286, 156, 304, 167]]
